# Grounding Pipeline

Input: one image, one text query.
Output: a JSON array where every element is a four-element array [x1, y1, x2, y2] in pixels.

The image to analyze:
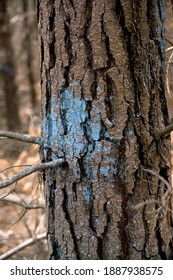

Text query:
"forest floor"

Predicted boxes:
[[0, 127, 48, 260]]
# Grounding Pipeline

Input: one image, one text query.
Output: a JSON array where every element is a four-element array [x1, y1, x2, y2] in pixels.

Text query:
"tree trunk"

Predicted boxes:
[[37, 0, 173, 259], [0, 0, 21, 131], [22, 0, 38, 108]]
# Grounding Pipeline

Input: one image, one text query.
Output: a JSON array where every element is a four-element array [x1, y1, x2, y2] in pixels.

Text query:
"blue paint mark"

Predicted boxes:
[[42, 79, 123, 183], [134, 113, 139, 118], [95, 218, 100, 225], [100, 166, 110, 175], [99, 164, 117, 177], [51, 94, 65, 157], [91, 235, 96, 239], [82, 186, 91, 204], [47, 80, 51, 91], [89, 105, 102, 140], [67, 191, 73, 196], [126, 129, 134, 138], [96, 86, 103, 94], [118, 162, 125, 181], [73, 80, 79, 88], [90, 122, 102, 140], [56, 246, 62, 257], [60, 88, 89, 158]]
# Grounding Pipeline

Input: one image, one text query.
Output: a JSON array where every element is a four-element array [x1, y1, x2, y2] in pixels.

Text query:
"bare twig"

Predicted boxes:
[[0, 182, 17, 199], [166, 50, 173, 98], [157, 46, 173, 137], [159, 122, 173, 138], [133, 168, 173, 212], [0, 232, 46, 260], [132, 199, 162, 209], [0, 164, 32, 174], [5, 208, 27, 228], [0, 198, 44, 209], [0, 130, 41, 145], [0, 159, 65, 189], [165, 37, 173, 47], [142, 166, 173, 208], [166, 46, 173, 52], [142, 167, 172, 191]]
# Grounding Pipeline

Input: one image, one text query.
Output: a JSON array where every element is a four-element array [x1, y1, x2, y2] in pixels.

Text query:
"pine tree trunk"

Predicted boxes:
[[22, 0, 38, 107], [0, 0, 21, 131], [37, 0, 173, 259]]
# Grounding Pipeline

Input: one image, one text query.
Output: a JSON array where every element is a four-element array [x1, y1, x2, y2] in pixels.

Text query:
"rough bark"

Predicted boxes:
[[38, 0, 173, 259]]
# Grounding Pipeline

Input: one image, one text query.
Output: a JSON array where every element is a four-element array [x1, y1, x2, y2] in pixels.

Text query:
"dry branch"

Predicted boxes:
[[141, 167, 173, 209], [0, 130, 41, 145], [166, 46, 173, 52], [0, 198, 44, 209], [159, 122, 173, 138], [142, 167, 172, 191], [0, 183, 17, 199], [165, 37, 173, 47], [166, 50, 173, 98], [0, 159, 65, 189], [0, 232, 46, 260]]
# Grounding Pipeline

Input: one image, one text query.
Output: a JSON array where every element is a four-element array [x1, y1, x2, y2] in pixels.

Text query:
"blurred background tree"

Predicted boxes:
[[0, 0, 40, 133], [0, 0, 45, 260], [0, 0, 21, 131]]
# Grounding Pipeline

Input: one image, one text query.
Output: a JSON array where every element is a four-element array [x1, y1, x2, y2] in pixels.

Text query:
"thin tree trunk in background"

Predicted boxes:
[[0, 0, 21, 131], [38, 0, 173, 259], [22, 0, 37, 108]]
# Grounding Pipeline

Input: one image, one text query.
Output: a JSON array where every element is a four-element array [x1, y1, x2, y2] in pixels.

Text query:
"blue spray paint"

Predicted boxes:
[[82, 186, 91, 204], [60, 89, 88, 158]]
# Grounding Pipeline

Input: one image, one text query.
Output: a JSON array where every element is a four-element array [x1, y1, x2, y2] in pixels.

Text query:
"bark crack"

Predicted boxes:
[[62, 188, 80, 259], [156, 218, 167, 259], [48, 178, 56, 258], [49, 36, 56, 69]]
